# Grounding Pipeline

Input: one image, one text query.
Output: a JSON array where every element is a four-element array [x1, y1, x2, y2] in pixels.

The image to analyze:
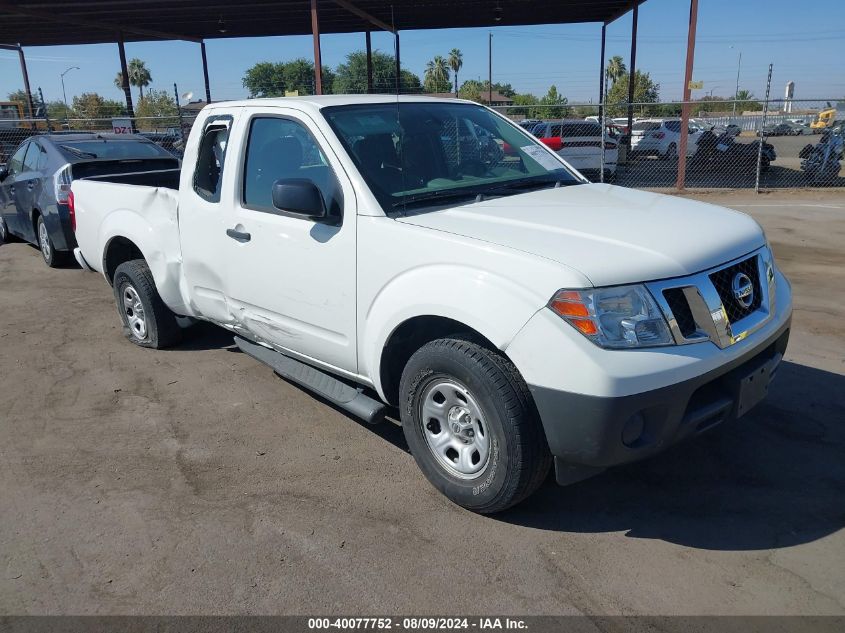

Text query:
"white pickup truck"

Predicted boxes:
[[71, 96, 792, 513]]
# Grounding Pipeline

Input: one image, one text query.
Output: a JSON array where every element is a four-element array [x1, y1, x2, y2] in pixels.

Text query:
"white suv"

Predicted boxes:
[[630, 119, 703, 159], [532, 120, 619, 179]]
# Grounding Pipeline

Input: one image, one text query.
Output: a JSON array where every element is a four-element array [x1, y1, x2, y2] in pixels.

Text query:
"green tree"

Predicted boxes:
[[606, 55, 627, 85], [71, 92, 125, 125], [46, 100, 74, 122], [114, 58, 153, 101], [242, 59, 334, 97], [332, 50, 421, 94], [424, 56, 451, 93], [538, 85, 569, 119], [7, 89, 44, 117], [509, 93, 539, 117], [135, 89, 179, 127], [734, 89, 762, 112], [457, 80, 516, 103], [606, 70, 660, 115], [448, 49, 463, 97]]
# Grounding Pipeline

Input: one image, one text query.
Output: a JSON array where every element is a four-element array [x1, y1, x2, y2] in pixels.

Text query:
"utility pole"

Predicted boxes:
[[38, 87, 50, 129], [732, 48, 742, 119], [488, 32, 493, 106]]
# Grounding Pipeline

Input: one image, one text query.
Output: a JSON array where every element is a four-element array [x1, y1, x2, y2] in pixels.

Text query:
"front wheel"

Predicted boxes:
[[113, 259, 182, 349], [399, 337, 551, 513]]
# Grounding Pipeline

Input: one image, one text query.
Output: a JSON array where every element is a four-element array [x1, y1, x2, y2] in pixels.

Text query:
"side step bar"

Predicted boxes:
[[234, 336, 386, 425]]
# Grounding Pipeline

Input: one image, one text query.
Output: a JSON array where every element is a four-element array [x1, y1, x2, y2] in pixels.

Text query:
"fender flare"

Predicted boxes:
[[361, 264, 545, 400]]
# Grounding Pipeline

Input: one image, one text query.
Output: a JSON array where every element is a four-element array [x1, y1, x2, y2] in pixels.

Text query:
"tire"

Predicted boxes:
[[113, 259, 181, 349], [663, 143, 677, 160], [399, 337, 552, 513], [0, 216, 8, 244], [36, 214, 66, 267]]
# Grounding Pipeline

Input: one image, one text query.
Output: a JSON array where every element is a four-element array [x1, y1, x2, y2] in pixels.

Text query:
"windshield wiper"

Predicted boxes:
[[60, 145, 98, 159], [392, 188, 486, 209], [488, 177, 573, 195]]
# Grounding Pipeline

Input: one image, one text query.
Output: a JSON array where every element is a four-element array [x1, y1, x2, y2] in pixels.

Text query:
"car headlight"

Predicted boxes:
[[548, 285, 672, 349]]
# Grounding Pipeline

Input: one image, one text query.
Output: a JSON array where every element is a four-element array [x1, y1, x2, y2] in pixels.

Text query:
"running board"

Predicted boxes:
[[234, 336, 386, 425]]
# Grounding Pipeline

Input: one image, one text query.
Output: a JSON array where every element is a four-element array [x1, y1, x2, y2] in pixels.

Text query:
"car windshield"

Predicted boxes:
[[322, 102, 580, 214], [58, 139, 172, 160]]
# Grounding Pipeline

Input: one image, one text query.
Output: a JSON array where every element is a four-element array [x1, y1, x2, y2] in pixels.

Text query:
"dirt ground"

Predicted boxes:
[[1, 189, 843, 616]]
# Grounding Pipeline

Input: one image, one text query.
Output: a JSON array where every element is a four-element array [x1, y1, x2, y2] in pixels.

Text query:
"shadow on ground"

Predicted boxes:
[[497, 361, 845, 551]]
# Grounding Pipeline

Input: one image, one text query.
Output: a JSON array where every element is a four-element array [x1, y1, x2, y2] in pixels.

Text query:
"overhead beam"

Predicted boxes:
[[365, 31, 374, 93], [0, 0, 201, 42], [604, 0, 645, 25], [332, 0, 395, 33]]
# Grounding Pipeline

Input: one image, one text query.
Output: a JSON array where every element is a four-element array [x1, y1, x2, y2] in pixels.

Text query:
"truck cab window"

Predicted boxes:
[[243, 117, 342, 218], [193, 121, 230, 202]]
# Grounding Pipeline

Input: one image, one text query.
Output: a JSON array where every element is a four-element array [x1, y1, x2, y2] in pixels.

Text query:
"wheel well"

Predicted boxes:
[[30, 209, 41, 236], [103, 237, 144, 285], [379, 316, 497, 407]]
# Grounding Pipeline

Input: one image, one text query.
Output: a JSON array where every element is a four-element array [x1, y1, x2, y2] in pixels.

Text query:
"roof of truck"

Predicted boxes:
[[205, 94, 472, 111]]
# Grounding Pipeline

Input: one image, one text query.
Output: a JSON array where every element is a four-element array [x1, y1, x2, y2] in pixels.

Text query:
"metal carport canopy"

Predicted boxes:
[[0, 0, 641, 46]]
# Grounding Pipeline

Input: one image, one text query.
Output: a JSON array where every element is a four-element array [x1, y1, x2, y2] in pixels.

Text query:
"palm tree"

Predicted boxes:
[[735, 89, 754, 102], [424, 56, 451, 93], [606, 55, 627, 85], [114, 58, 153, 101], [448, 49, 463, 97]]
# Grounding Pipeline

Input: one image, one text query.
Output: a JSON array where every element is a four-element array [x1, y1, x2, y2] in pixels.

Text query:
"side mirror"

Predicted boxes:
[[0, 166, 8, 182], [271, 178, 327, 221]]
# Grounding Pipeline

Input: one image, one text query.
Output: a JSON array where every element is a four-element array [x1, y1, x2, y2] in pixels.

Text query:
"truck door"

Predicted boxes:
[[224, 109, 358, 374], [177, 112, 240, 323]]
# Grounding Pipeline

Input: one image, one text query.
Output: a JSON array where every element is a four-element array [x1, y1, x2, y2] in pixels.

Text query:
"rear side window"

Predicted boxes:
[[561, 123, 601, 137], [8, 142, 29, 174], [193, 118, 231, 202], [22, 142, 41, 171], [664, 121, 682, 133], [58, 139, 170, 160], [632, 122, 660, 132]]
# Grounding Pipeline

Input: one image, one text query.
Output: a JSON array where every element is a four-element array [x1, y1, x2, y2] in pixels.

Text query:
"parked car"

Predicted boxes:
[[531, 119, 618, 180], [0, 133, 179, 264], [630, 119, 703, 158], [71, 95, 792, 513], [786, 122, 811, 135], [722, 123, 742, 137], [759, 123, 794, 137], [518, 118, 542, 130]]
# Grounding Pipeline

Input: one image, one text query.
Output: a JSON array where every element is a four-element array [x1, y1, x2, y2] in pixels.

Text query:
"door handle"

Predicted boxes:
[[226, 228, 251, 242]]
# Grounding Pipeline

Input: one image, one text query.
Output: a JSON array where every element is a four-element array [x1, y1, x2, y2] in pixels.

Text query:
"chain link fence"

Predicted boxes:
[[494, 98, 844, 190], [2, 98, 842, 191]]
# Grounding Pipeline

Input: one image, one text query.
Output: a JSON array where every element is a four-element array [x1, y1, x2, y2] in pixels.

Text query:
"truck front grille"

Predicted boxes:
[[646, 247, 775, 350], [709, 256, 762, 323]]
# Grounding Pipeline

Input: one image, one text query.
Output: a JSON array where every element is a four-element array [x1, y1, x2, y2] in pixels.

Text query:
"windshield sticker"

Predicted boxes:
[[521, 145, 562, 170]]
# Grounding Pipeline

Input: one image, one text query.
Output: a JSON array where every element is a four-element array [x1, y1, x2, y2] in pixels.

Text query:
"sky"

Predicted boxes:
[[1, 0, 844, 109]]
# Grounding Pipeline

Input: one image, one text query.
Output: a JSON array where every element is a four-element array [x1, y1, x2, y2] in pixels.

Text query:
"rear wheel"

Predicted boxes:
[[36, 215, 66, 267], [399, 337, 551, 513], [113, 259, 181, 349], [663, 142, 678, 160], [0, 216, 8, 244]]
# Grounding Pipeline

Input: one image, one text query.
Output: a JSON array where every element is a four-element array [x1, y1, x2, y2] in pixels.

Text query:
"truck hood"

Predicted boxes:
[[396, 184, 765, 287]]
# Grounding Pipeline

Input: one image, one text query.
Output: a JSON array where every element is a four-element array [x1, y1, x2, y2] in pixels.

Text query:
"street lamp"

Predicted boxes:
[[730, 46, 742, 119], [60, 66, 80, 128]]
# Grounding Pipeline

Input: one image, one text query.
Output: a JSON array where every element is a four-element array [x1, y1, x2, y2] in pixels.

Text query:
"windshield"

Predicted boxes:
[[58, 139, 172, 160], [322, 102, 581, 213]]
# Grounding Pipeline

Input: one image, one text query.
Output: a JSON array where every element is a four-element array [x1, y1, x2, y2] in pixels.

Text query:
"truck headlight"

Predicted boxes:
[[549, 285, 672, 349]]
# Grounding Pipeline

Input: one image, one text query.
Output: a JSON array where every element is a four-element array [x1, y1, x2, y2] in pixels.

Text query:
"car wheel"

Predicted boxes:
[[399, 337, 552, 513], [113, 259, 182, 349], [664, 143, 677, 160], [0, 216, 8, 244], [36, 215, 65, 267]]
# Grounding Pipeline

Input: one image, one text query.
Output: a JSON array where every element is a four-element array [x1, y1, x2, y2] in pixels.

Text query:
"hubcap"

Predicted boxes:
[[419, 379, 491, 479], [122, 285, 147, 339], [38, 221, 50, 261]]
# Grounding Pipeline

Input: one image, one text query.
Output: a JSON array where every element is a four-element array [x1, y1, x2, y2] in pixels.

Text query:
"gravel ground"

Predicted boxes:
[[1, 189, 843, 616]]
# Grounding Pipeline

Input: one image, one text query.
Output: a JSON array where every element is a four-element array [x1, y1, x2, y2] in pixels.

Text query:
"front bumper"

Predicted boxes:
[[505, 265, 792, 485], [533, 321, 789, 484]]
